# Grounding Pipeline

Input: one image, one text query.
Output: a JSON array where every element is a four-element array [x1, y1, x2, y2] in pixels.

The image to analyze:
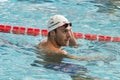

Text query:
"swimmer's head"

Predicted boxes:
[[47, 15, 72, 32]]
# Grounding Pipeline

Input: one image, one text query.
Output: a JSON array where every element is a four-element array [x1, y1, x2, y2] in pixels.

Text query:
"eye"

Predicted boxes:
[[62, 29, 68, 33]]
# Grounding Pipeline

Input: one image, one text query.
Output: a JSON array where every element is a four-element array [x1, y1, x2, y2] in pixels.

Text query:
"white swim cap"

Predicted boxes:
[[47, 15, 70, 32]]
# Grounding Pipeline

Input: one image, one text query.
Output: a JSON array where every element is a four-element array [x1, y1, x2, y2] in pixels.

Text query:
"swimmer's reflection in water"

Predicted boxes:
[[33, 15, 109, 80]]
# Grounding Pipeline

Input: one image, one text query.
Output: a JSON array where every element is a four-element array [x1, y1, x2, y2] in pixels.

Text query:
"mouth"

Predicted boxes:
[[65, 38, 70, 42]]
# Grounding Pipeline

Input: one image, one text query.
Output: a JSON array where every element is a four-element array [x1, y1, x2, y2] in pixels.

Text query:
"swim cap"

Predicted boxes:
[[47, 15, 70, 32]]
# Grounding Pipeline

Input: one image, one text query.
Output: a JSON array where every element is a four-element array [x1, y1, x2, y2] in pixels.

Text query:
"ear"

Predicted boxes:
[[50, 30, 55, 37]]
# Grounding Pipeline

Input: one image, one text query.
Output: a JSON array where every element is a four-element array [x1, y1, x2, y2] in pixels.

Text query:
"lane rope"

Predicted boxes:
[[0, 24, 120, 42]]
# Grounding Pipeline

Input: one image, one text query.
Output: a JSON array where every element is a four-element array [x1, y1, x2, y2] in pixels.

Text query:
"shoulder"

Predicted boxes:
[[37, 40, 68, 55], [38, 40, 47, 46]]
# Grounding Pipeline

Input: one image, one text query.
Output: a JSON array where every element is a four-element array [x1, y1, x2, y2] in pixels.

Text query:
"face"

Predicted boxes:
[[54, 24, 72, 46]]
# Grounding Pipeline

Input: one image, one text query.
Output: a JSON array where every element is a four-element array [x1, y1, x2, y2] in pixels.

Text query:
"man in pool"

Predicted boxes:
[[36, 15, 106, 63], [35, 15, 109, 80]]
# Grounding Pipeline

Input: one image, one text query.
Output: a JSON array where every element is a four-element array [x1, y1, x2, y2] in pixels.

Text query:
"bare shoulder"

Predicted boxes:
[[36, 40, 47, 49], [38, 40, 47, 46], [36, 40, 68, 57]]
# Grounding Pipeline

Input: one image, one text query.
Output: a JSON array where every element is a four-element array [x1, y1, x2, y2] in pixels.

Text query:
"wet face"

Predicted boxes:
[[54, 24, 72, 46]]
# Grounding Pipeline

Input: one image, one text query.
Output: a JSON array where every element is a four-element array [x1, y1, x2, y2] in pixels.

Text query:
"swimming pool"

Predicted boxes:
[[0, 0, 120, 80]]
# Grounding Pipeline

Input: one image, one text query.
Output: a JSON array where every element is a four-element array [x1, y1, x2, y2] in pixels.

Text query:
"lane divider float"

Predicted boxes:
[[0, 24, 120, 42]]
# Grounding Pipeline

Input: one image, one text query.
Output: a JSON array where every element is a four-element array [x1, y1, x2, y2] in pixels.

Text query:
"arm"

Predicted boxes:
[[64, 53, 108, 61]]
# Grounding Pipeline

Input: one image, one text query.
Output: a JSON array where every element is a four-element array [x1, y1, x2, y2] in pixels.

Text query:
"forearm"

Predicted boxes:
[[65, 54, 91, 61], [65, 54, 108, 61]]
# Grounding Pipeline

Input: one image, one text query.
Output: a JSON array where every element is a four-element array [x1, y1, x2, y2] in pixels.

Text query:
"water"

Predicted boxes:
[[0, 0, 120, 80]]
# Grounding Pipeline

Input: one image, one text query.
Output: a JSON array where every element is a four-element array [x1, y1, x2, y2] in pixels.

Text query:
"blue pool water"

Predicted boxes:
[[0, 0, 120, 80]]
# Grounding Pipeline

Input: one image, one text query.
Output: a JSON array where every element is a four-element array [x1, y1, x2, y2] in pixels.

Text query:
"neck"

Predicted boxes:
[[47, 37, 61, 48]]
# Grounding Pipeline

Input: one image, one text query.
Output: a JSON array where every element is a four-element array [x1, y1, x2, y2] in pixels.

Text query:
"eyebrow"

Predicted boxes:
[[61, 28, 70, 31], [60, 26, 66, 30]]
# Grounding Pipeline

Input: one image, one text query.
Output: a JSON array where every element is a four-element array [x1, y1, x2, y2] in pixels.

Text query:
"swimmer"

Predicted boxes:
[[36, 14, 107, 63], [35, 15, 104, 80]]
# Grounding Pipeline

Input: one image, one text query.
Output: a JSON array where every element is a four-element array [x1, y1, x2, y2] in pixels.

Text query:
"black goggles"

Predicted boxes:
[[62, 23, 72, 28]]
